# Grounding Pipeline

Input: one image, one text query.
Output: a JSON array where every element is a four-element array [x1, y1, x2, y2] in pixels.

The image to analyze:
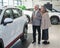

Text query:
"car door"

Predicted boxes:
[[11, 8, 27, 39], [2, 8, 25, 47], [1, 8, 16, 47]]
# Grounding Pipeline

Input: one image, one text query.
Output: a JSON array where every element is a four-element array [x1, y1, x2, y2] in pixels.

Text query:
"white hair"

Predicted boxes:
[[35, 5, 39, 8]]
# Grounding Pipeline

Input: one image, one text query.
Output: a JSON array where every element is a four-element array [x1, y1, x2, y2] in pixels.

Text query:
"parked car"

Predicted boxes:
[[52, 8, 60, 13], [0, 6, 28, 48], [47, 9, 60, 24], [23, 8, 60, 25]]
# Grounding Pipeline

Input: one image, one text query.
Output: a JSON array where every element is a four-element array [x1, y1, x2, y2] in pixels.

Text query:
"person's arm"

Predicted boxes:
[[29, 12, 34, 24], [36, 12, 42, 20]]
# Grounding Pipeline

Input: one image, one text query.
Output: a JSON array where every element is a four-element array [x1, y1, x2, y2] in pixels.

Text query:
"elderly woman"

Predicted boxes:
[[40, 6, 51, 44]]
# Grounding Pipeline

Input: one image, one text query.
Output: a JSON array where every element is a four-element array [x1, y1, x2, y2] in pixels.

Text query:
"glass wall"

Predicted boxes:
[[0, 0, 22, 6], [39, 0, 60, 1], [14, 0, 22, 6], [3, 0, 8, 6], [0, 0, 9, 6], [0, 0, 60, 6], [0, 0, 2, 6]]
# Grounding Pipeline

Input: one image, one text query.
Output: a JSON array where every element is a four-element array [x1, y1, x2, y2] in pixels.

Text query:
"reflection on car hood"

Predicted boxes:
[[22, 10, 33, 18]]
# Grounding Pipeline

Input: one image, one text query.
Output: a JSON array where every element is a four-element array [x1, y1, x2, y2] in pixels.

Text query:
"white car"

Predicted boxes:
[[23, 8, 60, 25], [47, 9, 60, 24], [0, 6, 28, 48]]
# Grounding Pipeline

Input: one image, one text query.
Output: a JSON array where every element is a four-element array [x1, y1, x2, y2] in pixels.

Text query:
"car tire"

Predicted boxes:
[[26, 15, 30, 23], [21, 26, 28, 42], [0, 39, 4, 48], [50, 17, 59, 25]]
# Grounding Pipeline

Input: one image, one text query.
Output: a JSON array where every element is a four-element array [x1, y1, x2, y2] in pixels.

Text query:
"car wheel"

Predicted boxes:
[[0, 39, 4, 48], [21, 27, 27, 42], [50, 17, 59, 25], [26, 15, 30, 23]]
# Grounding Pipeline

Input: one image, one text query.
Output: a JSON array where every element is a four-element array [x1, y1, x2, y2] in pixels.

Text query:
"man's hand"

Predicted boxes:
[[33, 16, 37, 19], [29, 21, 32, 24]]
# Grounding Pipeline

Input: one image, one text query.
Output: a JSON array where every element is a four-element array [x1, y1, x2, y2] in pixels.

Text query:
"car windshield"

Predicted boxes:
[[47, 8, 60, 12], [52, 8, 60, 12], [0, 9, 2, 14]]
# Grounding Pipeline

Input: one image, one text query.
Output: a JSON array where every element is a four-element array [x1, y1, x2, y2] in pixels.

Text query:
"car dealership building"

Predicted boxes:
[[0, 0, 60, 48]]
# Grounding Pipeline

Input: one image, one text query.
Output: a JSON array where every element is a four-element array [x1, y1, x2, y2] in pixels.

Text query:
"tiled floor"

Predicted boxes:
[[11, 33, 32, 48], [28, 24, 60, 48]]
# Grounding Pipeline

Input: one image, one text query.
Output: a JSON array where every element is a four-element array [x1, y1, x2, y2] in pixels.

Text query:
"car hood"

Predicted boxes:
[[23, 10, 33, 18], [49, 12, 60, 15]]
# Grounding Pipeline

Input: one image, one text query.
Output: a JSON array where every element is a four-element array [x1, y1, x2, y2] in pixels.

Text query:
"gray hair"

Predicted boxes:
[[35, 5, 39, 8]]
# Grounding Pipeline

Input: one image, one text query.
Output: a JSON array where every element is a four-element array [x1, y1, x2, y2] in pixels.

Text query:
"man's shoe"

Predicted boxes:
[[42, 41, 50, 45], [38, 41, 40, 44], [32, 41, 36, 43]]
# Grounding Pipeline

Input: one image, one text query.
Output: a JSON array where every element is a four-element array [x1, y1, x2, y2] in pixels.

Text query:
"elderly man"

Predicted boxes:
[[31, 5, 42, 44]]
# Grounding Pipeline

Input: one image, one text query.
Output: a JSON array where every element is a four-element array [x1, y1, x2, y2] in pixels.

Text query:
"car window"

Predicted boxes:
[[0, 9, 2, 15], [17, 9, 22, 16], [4, 9, 13, 19], [52, 9, 58, 12], [12, 9, 22, 19], [1, 9, 13, 24]]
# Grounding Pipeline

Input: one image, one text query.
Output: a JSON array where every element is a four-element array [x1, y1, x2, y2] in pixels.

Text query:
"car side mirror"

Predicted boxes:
[[4, 18, 13, 25]]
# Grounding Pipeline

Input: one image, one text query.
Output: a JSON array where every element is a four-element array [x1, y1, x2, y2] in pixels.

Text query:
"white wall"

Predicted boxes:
[[52, 1, 60, 11], [22, 0, 33, 8]]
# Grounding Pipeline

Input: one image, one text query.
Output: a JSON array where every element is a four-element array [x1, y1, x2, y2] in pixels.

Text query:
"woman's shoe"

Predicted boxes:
[[42, 41, 50, 45]]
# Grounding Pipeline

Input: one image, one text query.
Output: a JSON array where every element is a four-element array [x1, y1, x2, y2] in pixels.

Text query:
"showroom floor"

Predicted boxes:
[[11, 24, 60, 48], [11, 33, 32, 48], [28, 24, 60, 48]]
